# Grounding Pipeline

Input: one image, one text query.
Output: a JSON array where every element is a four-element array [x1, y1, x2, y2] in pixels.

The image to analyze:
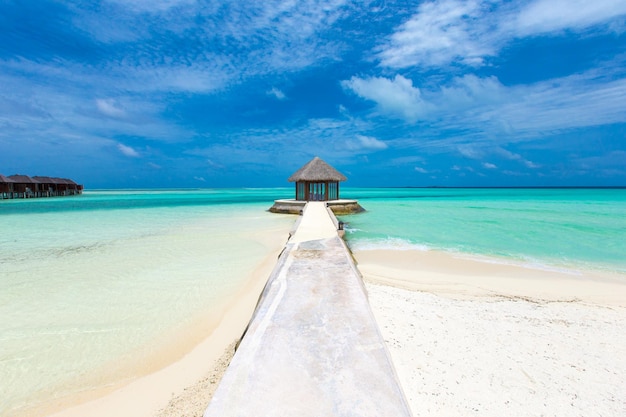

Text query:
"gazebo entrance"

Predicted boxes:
[[296, 181, 340, 201]]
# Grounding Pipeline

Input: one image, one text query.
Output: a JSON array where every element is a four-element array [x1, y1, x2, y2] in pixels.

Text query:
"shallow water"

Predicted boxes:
[[0, 189, 294, 417]]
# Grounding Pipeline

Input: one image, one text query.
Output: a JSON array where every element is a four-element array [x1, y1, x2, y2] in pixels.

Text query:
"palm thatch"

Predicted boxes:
[[288, 157, 347, 182], [8, 174, 37, 184], [32, 176, 55, 183], [0, 174, 15, 184]]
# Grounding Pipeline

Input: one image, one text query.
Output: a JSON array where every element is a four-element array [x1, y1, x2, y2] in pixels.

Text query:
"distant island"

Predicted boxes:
[[0, 174, 83, 199]]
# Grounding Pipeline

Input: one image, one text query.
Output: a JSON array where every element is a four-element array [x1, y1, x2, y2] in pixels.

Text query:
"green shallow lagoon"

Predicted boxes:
[[0, 189, 294, 417]]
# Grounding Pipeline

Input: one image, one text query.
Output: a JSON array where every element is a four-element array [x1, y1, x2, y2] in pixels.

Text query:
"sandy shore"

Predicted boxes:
[[354, 249, 626, 416], [44, 242, 626, 417]]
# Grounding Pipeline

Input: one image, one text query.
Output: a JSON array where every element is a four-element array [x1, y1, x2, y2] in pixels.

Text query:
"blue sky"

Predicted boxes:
[[1, 0, 625, 188]]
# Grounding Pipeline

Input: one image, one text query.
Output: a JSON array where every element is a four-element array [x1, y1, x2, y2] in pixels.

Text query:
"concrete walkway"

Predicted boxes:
[[203, 202, 412, 417], [290, 201, 338, 242]]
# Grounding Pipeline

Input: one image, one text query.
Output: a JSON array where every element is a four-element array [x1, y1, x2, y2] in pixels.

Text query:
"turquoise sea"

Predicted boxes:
[[0, 189, 295, 417], [1, 187, 625, 416], [341, 188, 626, 273]]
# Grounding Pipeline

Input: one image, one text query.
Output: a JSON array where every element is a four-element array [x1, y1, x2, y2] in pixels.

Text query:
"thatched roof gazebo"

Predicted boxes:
[[269, 157, 364, 215], [288, 156, 347, 201]]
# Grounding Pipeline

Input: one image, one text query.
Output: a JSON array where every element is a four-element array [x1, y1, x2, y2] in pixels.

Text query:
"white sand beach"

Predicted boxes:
[[355, 249, 626, 416]]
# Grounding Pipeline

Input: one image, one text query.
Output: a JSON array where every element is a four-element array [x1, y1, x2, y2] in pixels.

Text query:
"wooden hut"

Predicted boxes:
[[0, 174, 83, 199], [33, 176, 57, 197], [8, 175, 39, 198], [52, 178, 76, 195], [1, 174, 15, 199], [288, 157, 347, 201], [62, 178, 83, 195]]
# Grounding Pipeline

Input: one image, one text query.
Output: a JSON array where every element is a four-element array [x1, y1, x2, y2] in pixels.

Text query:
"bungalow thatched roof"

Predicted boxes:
[[288, 157, 347, 182], [8, 174, 37, 184], [32, 176, 56, 184], [52, 177, 71, 185], [0, 174, 15, 183]]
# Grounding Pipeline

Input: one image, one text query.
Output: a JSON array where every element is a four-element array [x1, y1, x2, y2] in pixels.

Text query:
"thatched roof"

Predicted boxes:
[[288, 157, 347, 182], [33, 176, 56, 184], [0, 174, 15, 183], [8, 174, 37, 184]]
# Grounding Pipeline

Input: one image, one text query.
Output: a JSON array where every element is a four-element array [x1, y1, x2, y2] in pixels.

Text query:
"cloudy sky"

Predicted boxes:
[[1, 0, 625, 188]]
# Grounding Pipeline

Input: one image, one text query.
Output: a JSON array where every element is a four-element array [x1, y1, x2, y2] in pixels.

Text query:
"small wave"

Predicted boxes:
[[452, 252, 585, 275], [347, 237, 430, 252]]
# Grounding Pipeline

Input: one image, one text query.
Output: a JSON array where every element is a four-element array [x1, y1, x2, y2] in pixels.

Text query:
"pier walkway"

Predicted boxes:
[[203, 202, 412, 417]]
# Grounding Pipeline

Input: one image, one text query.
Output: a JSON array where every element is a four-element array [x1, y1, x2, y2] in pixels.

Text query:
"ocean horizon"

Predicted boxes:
[[1, 187, 625, 416]]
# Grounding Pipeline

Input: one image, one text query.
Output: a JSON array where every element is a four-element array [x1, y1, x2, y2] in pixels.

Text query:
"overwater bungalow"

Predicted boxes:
[[52, 177, 83, 196], [32, 176, 57, 197], [0, 174, 15, 199], [8, 175, 39, 198], [1, 174, 83, 199]]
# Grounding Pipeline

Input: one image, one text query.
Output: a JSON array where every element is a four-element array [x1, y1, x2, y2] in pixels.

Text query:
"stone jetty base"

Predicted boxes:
[[269, 199, 365, 215]]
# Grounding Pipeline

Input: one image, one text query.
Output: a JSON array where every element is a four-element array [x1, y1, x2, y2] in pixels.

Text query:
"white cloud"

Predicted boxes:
[[354, 135, 388, 150], [495, 147, 540, 169], [491, 73, 626, 133], [483, 162, 497, 169], [267, 87, 287, 100], [353, 61, 626, 141], [457, 144, 484, 159], [377, 0, 495, 68], [207, 159, 224, 169], [342, 75, 433, 121], [514, 0, 626, 36], [185, 116, 379, 167], [104, 0, 196, 13], [440, 75, 508, 108], [117, 143, 140, 157], [377, 0, 626, 69], [414, 166, 428, 173], [502, 170, 529, 176], [129, 65, 228, 93], [96, 99, 127, 118], [574, 150, 626, 169]]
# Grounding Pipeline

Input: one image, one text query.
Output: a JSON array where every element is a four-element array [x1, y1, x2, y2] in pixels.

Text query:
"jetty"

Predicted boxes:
[[204, 160, 411, 416], [0, 174, 83, 199]]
